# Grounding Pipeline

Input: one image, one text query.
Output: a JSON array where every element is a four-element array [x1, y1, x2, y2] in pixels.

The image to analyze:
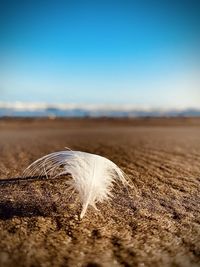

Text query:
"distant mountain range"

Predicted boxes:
[[0, 102, 200, 117]]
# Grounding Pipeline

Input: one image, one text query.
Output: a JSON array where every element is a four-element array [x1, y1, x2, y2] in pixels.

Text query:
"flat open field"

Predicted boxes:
[[0, 118, 200, 267]]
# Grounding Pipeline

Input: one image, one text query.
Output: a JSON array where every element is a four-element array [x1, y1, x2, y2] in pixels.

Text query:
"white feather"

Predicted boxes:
[[23, 149, 128, 218]]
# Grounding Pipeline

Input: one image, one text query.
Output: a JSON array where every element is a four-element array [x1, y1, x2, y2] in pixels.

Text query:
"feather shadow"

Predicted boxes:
[[0, 175, 73, 220], [0, 200, 51, 220]]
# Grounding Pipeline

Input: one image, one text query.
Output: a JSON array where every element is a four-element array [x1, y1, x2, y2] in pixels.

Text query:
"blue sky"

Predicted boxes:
[[0, 0, 199, 108]]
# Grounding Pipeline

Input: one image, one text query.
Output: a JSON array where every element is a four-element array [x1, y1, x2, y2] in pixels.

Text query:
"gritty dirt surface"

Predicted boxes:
[[0, 118, 200, 267]]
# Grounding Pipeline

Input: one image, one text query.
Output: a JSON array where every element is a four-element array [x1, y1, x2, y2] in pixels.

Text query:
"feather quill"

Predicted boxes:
[[23, 150, 128, 218]]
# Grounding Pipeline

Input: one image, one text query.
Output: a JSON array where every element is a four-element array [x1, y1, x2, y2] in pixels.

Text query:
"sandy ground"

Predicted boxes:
[[0, 118, 200, 267]]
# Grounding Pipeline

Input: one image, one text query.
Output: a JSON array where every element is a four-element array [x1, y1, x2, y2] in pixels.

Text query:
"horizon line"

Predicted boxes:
[[0, 101, 200, 112]]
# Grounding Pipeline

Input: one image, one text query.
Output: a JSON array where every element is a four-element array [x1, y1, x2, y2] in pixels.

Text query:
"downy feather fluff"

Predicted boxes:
[[23, 150, 128, 218]]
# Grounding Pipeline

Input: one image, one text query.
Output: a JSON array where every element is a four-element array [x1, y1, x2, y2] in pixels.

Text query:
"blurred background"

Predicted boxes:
[[0, 0, 199, 117]]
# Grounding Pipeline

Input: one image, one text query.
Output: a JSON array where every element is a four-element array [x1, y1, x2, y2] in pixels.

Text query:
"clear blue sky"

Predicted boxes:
[[0, 0, 199, 108]]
